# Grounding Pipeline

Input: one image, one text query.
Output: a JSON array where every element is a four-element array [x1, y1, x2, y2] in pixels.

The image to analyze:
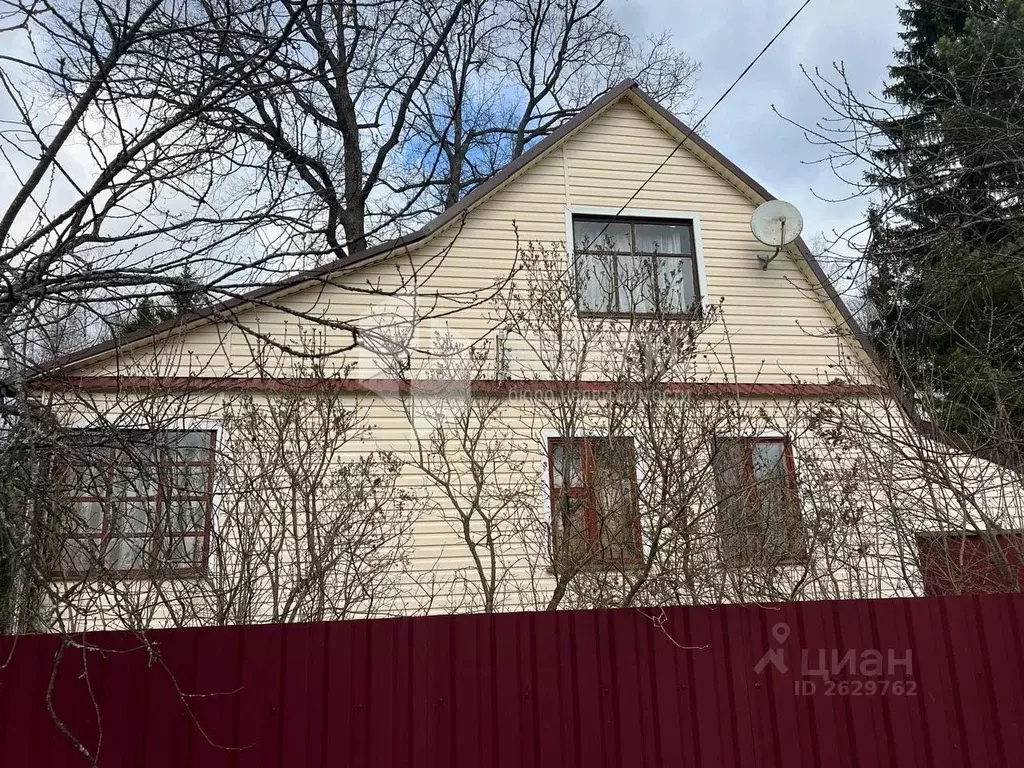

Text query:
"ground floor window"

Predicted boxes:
[[548, 436, 641, 570], [712, 436, 804, 567], [53, 429, 215, 576]]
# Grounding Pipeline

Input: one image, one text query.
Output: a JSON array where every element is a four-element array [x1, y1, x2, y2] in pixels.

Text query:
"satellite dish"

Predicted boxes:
[[750, 200, 804, 269]]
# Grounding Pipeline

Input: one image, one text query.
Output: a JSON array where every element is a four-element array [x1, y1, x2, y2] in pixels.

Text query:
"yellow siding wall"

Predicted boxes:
[[51, 379, 1024, 633], [47, 92, 940, 631], [50, 386, 960, 632], [71, 95, 872, 386]]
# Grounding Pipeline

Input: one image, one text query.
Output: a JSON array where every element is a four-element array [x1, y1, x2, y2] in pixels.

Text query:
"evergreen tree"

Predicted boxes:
[[117, 267, 205, 336], [867, 0, 1024, 446], [168, 265, 203, 316]]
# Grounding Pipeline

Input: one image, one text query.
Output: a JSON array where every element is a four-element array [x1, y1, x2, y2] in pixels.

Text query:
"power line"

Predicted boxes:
[[607, 0, 815, 223]]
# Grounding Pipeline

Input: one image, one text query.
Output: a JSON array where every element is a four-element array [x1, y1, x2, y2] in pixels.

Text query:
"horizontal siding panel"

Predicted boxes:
[[59, 95, 889, 602]]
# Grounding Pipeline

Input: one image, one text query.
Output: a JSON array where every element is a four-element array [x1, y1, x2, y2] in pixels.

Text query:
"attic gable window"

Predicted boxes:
[[572, 216, 699, 316], [52, 430, 215, 577]]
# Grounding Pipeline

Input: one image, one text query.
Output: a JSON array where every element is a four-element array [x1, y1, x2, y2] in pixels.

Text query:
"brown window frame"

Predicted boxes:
[[547, 435, 642, 571], [571, 215, 701, 318], [54, 429, 216, 579], [712, 436, 805, 568]]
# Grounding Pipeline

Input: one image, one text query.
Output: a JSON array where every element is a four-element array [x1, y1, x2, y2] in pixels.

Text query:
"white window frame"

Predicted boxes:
[[563, 205, 711, 315]]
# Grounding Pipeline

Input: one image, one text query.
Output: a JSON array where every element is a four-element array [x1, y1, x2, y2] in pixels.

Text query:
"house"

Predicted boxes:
[[28, 80, 1024, 630]]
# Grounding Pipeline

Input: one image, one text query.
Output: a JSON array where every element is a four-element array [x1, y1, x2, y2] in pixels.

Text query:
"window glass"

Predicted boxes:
[[549, 436, 640, 569], [113, 459, 158, 499], [572, 216, 699, 316], [590, 441, 639, 560], [712, 437, 802, 566], [635, 223, 690, 254], [73, 501, 105, 534], [656, 255, 695, 313], [107, 537, 147, 571], [617, 254, 656, 314], [63, 542, 94, 574], [551, 442, 582, 490], [555, 496, 589, 562], [712, 439, 758, 563], [574, 220, 631, 252], [116, 500, 153, 536], [167, 500, 207, 533], [577, 252, 617, 313], [68, 458, 111, 499], [167, 431, 213, 461], [164, 534, 203, 567], [751, 440, 787, 481], [163, 463, 209, 498]]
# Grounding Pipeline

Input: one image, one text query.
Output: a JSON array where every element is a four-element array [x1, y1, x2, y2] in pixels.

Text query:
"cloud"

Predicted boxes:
[[615, 0, 904, 295]]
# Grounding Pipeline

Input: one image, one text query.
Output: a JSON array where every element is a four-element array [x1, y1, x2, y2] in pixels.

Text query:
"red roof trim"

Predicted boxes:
[[37, 376, 885, 398]]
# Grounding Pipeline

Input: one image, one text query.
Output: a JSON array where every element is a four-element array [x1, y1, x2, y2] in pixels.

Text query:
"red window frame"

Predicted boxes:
[[712, 436, 805, 566], [547, 436, 642, 569], [56, 430, 216, 578]]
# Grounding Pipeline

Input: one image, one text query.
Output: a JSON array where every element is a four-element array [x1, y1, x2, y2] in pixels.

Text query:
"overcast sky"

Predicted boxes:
[[618, 0, 904, 260], [1, 0, 904, 288]]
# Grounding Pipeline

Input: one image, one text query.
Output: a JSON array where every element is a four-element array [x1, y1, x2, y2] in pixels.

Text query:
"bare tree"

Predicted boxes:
[[141, 0, 700, 252], [0, 0, 510, 630], [782, 1, 1024, 455], [9, 367, 413, 633], [0, 0, 300, 342], [179, 0, 477, 255], [209, 380, 415, 624], [0, 0, 299, 631], [408, 0, 700, 208], [378, 241, 1024, 612], [0, 0, 701, 757], [499, 246, 821, 608], [376, 245, 802, 610], [763, 1, 1024, 592]]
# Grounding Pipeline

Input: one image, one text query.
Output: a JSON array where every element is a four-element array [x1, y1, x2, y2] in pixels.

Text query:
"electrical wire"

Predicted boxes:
[[598, 0, 815, 231]]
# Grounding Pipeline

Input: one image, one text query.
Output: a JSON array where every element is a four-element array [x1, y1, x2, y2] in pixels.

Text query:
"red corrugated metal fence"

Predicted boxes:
[[2, 595, 1023, 766]]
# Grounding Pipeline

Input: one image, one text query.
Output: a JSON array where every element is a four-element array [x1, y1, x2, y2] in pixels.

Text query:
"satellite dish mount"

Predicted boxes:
[[750, 200, 804, 270]]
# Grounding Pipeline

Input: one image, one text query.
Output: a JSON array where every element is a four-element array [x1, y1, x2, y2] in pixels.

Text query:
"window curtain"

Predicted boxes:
[[712, 439, 758, 564], [590, 441, 639, 560], [751, 441, 800, 558], [635, 224, 689, 255]]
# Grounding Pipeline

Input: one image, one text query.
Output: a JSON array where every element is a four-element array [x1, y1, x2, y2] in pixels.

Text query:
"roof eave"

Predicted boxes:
[[33, 79, 641, 378]]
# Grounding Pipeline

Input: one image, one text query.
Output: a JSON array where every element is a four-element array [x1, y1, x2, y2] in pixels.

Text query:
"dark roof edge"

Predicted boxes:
[[626, 86, 886, 376], [33, 79, 639, 377]]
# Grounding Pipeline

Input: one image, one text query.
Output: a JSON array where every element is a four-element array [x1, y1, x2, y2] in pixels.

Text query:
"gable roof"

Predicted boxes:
[[34, 79, 884, 378]]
